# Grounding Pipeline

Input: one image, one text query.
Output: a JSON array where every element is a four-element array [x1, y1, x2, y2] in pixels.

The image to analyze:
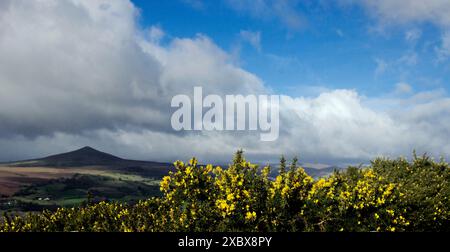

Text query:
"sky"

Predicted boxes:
[[0, 0, 449, 165], [132, 0, 450, 96]]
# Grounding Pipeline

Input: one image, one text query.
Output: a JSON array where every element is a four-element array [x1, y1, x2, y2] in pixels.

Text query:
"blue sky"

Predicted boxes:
[[132, 0, 449, 97]]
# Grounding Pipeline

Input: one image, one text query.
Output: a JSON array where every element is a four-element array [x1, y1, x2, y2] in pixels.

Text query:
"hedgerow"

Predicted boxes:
[[1, 151, 449, 232]]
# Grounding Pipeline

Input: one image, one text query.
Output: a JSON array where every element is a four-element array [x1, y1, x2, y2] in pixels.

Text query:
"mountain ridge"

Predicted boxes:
[[4, 147, 343, 178], [6, 146, 169, 168], [36, 146, 123, 166]]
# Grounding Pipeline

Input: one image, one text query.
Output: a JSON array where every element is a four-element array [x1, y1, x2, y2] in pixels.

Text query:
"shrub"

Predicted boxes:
[[1, 152, 449, 232]]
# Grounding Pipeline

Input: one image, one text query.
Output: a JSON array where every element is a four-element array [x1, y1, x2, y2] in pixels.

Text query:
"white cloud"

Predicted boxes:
[[0, 0, 448, 165], [436, 32, 450, 62], [394, 82, 413, 95], [374, 58, 388, 76], [398, 52, 418, 66], [405, 28, 422, 43], [373, 52, 418, 78], [344, 0, 450, 61], [0, 0, 264, 138], [282, 90, 450, 162], [347, 0, 450, 27], [239, 30, 262, 52], [148, 25, 165, 43]]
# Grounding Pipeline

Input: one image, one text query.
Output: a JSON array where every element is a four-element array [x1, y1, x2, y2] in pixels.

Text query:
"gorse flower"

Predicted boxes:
[[245, 211, 257, 221], [1, 152, 449, 232]]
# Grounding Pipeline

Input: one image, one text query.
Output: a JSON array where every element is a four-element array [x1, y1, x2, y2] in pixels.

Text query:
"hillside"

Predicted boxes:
[[0, 147, 341, 213], [0, 147, 175, 212], [32, 146, 124, 166], [8, 146, 169, 169]]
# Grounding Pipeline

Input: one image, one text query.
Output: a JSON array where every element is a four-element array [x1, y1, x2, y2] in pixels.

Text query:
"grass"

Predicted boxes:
[[1, 172, 162, 212]]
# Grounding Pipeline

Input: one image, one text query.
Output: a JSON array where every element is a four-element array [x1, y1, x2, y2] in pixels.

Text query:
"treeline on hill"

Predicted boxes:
[[1, 151, 449, 232]]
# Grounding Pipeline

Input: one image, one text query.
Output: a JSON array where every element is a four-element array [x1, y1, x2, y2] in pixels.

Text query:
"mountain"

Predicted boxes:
[[0, 147, 174, 209], [5, 146, 175, 178], [266, 163, 344, 179], [35, 146, 124, 167], [302, 166, 343, 179]]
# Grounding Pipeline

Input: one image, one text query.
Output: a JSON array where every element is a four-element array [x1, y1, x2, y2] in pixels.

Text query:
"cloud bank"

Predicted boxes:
[[0, 0, 448, 164]]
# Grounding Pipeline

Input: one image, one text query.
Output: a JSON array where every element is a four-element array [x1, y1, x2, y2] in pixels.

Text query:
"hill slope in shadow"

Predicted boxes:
[[6, 146, 174, 178]]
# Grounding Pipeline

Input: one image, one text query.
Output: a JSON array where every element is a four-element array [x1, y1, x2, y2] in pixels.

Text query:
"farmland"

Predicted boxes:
[[0, 147, 171, 214]]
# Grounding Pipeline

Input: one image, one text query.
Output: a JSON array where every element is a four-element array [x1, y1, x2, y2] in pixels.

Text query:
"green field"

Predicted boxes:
[[0, 173, 162, 214]]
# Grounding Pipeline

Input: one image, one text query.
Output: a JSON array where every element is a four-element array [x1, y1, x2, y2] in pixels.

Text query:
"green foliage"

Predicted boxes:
[[1, 152, 449, 232]]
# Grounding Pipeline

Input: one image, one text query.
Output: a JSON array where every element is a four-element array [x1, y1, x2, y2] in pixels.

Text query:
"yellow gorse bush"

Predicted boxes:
[[1, 151, 449, 232]]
